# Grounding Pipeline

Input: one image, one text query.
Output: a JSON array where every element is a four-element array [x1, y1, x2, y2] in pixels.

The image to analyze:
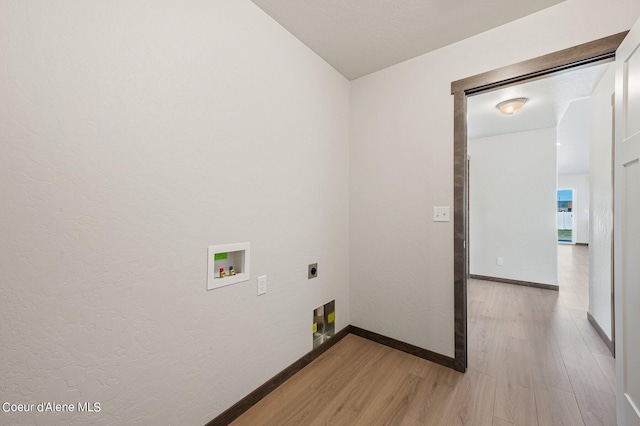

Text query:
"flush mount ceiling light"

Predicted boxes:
[[496, 97, 528, 115]]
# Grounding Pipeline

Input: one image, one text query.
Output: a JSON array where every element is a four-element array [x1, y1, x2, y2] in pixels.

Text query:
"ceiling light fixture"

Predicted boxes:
[[496, 97, 528, 115]]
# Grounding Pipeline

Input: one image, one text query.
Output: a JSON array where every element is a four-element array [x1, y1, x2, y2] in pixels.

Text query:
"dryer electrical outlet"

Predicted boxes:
[[308, 263, 318, 279]]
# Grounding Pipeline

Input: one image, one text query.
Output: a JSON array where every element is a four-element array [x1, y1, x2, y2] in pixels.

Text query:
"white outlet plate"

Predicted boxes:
[[433, 206, 450, 222], [257, 275, 267, 295], [496, 257, 503, 266]]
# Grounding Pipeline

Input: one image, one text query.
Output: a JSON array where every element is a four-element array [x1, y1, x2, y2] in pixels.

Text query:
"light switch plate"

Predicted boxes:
[[433, 206, 450, 222], [257, 275, 267, 295]]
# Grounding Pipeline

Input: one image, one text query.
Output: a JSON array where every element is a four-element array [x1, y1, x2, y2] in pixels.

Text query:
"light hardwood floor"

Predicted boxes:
[[232, 244, 615, 425]]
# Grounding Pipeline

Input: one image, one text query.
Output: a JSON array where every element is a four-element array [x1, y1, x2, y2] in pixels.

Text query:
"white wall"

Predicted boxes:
[[350, 0, 640, 357], [557, 98, 592, 176], [558, 173, 590, 244], [0, 1, 349, 424], [589, 63, 615, 339], [2, 0, 638, 422], [469, 129, 558, 285], [557, 97, 591, 245]]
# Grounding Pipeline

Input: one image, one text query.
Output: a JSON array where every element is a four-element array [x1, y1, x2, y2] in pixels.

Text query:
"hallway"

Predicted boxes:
[[468, 243, 615, 425]]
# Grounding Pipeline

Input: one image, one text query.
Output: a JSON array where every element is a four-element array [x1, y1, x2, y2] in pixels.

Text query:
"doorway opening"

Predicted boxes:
[[450, 32, 625, 372], [557, 188, 574, 243]]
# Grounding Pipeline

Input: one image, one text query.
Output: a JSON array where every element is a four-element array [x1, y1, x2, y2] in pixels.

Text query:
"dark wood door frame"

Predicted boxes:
[[450, 31, 627, 373]]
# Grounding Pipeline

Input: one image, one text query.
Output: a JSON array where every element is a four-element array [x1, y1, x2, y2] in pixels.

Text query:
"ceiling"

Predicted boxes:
[[250, 0, 565, 80], [468, 62, 613, 175], [251, 0, 609, 175]]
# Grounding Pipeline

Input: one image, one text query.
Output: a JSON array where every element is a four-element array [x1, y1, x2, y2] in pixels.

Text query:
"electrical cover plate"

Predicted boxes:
[[433, 206, 450, 222], [308, 263, 318, 279]]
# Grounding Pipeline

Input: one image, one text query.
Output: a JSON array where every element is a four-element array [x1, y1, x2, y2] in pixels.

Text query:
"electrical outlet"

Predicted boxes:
[[433, 206, 450, 222], [496, 257, 503, 266], [308, 263, 318, 279], [257, 275, 267, 295]]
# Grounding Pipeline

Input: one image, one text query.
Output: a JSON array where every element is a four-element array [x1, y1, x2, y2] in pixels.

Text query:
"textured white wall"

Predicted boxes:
[[589, 63, 615, 339], [558, 173, 590, 244], [0, 1, 349, 424], [3, 0, 639, 422], [469, 129, 558, 285], [558, 98, 592, 176], [350, 0, 640, 357]]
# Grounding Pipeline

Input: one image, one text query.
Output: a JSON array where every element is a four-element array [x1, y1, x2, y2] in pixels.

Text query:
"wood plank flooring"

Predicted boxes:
[[232, 245, 615, 425]]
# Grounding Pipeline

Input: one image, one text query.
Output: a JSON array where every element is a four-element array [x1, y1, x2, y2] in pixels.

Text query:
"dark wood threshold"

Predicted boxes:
[[206, 325, 455, 425], [206, 325, 353, 426], [350, 326, 456, 370], [470, 274, 559, 291], [587, 312, 615, 356]]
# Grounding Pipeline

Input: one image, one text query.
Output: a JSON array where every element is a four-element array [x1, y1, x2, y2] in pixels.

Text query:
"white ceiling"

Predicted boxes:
[[468, 62, 613, 175], [251, 0, 609, 175], [250, 0, 564, 80]]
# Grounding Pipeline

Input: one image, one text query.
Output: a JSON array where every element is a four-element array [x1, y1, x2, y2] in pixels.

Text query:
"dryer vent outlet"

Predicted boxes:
[[313, 300, 335, 349]]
